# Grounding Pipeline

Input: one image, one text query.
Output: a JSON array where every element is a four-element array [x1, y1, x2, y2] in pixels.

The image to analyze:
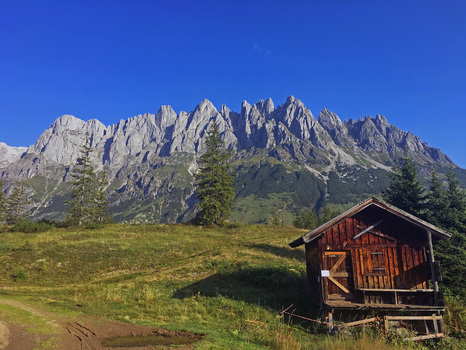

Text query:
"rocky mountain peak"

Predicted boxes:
[[155, 105, 177, 130], [253, 98, 274, 116], [0, 142, 27, 167], [196, 99, 217, 113], [0, 96, 458, 225], [318, 109, 343, 129], [51, 114, 86, 132]]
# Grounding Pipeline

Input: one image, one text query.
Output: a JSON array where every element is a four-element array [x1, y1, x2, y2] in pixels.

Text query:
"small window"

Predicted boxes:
[[370, 251, 386, 275]]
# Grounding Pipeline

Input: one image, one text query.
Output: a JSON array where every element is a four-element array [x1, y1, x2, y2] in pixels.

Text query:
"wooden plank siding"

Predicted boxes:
[[313, 209, 431, 306], [290, 198, 450, 313]]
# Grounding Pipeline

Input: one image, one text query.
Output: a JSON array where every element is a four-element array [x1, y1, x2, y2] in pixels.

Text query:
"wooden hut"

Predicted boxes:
[[289, 197, 451, 339]]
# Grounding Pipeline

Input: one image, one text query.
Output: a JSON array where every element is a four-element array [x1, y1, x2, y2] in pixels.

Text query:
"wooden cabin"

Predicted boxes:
[[289, 197, 451, 338]]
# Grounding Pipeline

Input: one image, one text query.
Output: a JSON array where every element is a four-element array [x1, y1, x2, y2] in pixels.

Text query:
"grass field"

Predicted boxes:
[[0, 224, 465, 349]]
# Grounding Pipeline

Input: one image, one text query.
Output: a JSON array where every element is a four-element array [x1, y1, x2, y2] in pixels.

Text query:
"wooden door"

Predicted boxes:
[[323, 251, 354, 300]]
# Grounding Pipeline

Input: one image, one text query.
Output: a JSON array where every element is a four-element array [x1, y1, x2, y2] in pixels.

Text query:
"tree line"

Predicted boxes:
[[0, 134, 112, 229], [382, 155, 466, 299], [0, 122, 235, 228]]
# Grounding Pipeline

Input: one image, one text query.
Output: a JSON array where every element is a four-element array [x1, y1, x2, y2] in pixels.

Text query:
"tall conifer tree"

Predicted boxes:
[[382, 154, 426, 217], [5, 183, 29, 224], [66, 135, 110, 226], [95, 170, 112, 223], [426, 170, 450, 227], [195, 120, 235, 225], [444, 167, 466, 231]]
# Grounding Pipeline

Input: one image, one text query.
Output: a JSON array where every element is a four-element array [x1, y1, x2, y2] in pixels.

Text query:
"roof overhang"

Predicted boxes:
[[289, 197, 451, 248]]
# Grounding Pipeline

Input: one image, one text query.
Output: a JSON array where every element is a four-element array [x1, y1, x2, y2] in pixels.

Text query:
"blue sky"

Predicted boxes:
[[1, 1, 465, 167]]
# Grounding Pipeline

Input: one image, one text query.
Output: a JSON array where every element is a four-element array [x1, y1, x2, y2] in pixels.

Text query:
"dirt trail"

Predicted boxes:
[[0, 321, 10, 349], [0, 298, 201, 349]]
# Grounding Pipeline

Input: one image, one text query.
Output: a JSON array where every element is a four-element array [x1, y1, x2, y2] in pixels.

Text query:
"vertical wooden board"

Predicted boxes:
[[412, 247, 421, 289], [333, 226, 340, 245], [387, 247, 395, 289], [372, 274, 378, 289], [400, 246, 408, 289], [359, 248, 366, 288], [374, 228, 382, 244], [405, 246, 415, 288], [338, 221, 345, 243], [379, 275, 386, 289], [353, 248, 362, 289], [347, 217, 354, 241], [368, 232, 375, 245], [406, 246, 414, 270], [344, 220, 351, 244], [365, 250, 374, 289], [354, 217, 361, 244], [361, 221, 369, 245], [321, 231, 327, 246], [381, 251, 387, 288], [420, 247, 428, 289], [393, 246, 400, 288], [324, 230, 331, 246], [321, 249, 328, 301]]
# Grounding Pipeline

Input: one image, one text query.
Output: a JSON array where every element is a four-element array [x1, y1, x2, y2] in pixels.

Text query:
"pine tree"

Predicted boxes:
[[424, 167, 466, 299], [95, 170, 112, 223], [444, 167, 466, 231], [66, 135, 110, 226], [195, 120, 235, 225], [0, 180, 6, 225], [425, 170, 450, 227], [5, 183, 29, 224], [382, 155, 426, 217], [293, 206, 340, 230]]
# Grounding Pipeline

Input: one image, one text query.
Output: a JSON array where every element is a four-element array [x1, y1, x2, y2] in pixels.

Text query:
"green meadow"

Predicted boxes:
[[0, 224, 464, 349]]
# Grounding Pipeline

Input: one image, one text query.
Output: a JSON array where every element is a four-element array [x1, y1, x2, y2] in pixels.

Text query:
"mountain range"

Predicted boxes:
[[0, 96, 463, 224]]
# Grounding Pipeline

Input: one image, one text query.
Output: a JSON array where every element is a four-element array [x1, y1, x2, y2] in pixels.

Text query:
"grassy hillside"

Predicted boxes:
[[0, 224, 464, 349]]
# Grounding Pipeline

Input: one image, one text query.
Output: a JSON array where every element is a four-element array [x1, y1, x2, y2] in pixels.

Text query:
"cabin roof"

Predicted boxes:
[[289, 197, 451, 248]]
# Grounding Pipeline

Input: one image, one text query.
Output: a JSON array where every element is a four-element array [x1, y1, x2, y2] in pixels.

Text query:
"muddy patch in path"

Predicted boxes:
[[0, 298, 202, 350], [63, 316, 203, 350]]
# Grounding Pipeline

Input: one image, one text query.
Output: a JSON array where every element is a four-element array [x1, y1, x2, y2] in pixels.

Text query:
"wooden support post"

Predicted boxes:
[[328, 310, 333, 333], [384, 316, 389, 336], [432, 314, 439, 335], [427, 230, 439, 305]]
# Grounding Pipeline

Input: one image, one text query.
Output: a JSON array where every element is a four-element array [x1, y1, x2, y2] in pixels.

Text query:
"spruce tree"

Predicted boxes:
[[444, 167, 466, 231], [95, 170, 112, 223], [195, 120, 235, 225], [5, 183, 29, 224], [424, 168, 466, 299], [66, 135, 110, 226], [382, 155, 426, 217], [425, 170, 450, 227]]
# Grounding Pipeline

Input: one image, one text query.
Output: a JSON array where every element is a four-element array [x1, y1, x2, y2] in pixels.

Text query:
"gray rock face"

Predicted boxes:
[[0, 142, 27, 167], [0, 96, 456, 223], [17, 96, 451, 172]]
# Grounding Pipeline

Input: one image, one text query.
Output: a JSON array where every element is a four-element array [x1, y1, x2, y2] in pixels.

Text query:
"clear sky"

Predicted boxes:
[[1, 0, 465, 167]]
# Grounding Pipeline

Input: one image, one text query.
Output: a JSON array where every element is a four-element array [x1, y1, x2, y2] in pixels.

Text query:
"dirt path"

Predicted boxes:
[[0, 321, 10, 349], [0, 298, 201, 350]]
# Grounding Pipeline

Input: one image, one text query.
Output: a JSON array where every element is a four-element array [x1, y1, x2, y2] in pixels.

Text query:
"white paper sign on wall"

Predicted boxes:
[[321, 270, 330, 277]]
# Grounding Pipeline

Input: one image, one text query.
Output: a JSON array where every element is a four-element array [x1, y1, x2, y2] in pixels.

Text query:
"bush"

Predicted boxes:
[[12, 266, 28, 281], [9, 220, 54, 233]]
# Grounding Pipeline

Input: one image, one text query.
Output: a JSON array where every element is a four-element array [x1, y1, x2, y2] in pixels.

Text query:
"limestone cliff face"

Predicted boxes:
[[9, 96, 451, 173], [0, 143, 27, 167], [0, 96, 455, 223]]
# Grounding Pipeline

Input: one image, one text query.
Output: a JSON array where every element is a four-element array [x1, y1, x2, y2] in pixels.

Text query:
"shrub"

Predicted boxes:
[[9, 220, 53, 233], [12, 266, 28, 281]]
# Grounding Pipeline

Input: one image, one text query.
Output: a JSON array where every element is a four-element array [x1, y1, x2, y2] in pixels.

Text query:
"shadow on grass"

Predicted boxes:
[[173, 265, 307, 311], [247, 243, 306, 262]]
